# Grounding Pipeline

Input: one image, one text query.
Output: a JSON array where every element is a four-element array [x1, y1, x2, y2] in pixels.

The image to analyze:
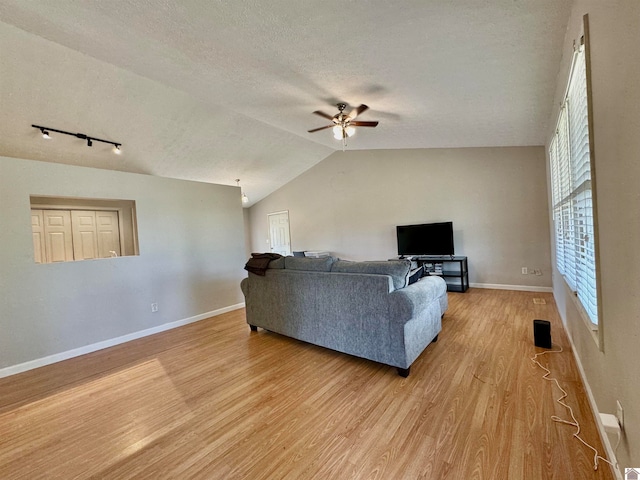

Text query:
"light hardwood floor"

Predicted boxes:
[[0, 289, 614, 479]]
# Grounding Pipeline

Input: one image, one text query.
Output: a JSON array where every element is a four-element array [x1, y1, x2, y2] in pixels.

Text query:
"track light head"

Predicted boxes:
[[113, 144, 122, 155], [40, 128, 51, 139], [87, 138, 93, 147]]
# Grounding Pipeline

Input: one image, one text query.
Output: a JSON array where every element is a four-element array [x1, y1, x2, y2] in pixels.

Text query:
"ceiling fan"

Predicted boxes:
[[308, 103, 379, 142]]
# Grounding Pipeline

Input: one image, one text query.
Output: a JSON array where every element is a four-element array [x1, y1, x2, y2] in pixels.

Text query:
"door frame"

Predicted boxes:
[[267, 210, 292, 256]]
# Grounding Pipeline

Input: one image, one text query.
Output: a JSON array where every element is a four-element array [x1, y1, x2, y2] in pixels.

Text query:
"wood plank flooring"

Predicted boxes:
[[0, 289, 614, 479]]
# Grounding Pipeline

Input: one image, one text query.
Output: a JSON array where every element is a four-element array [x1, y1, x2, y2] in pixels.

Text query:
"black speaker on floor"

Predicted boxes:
[[533, 319, 552, 349]]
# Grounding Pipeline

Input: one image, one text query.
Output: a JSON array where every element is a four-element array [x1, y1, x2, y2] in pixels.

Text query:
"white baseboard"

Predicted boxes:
[[561, 324, 623, 480], [0, 302, 246, 379], [470, 282, 553, 292]]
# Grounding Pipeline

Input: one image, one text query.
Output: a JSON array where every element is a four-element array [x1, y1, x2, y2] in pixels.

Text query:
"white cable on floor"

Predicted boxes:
[[530, 347, 614, 472]]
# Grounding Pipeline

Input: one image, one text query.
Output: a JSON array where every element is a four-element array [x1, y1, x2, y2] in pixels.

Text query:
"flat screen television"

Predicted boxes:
[[396, 222, 454, 256]]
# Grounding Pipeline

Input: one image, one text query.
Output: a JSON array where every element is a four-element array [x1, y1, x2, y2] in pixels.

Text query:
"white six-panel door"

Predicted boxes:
[[43, 210, 74, 263], [71, 211, 99, 260], [96, 211, 121, 257], [31, 210, 47, 264], [267, 211, 291, 256]]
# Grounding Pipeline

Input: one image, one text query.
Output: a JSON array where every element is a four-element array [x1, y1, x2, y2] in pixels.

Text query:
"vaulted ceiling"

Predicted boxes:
[[0, 1, 572, 205]]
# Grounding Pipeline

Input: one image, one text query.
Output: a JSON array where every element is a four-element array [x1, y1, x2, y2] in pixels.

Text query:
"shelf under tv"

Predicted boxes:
[[415, 255, 469, 293]]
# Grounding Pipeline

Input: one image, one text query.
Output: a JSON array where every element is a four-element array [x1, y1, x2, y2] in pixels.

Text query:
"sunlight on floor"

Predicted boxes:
[[0, 359, 193, 478]]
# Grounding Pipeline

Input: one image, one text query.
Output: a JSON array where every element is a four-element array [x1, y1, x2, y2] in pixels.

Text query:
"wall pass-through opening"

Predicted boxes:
[[30, 195, 139, 264]]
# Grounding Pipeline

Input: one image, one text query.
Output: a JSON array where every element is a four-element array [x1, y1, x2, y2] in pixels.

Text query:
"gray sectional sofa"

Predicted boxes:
[[240, 256, 448, 376]]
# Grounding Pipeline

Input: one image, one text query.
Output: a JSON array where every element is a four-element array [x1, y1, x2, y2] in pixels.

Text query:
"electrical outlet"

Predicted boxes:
[[616, 400, 624, 429], [522, 267, 528, 275], [534, 269, 542, 276], [151, 303, 159, 313]]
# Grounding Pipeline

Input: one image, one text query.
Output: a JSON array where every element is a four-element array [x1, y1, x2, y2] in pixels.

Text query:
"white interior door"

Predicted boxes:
[[31, 210, 46, 264], [71, 210, 99, 260], [96, 211, 121, 257], [71, 210, 122, 260], [268, 211, 291, 256], [32, 208, 123, 263], [43, 210, 74, 263]]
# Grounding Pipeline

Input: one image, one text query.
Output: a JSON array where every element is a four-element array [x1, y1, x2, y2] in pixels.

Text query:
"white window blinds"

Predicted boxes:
[[549, 42, 599, 324]]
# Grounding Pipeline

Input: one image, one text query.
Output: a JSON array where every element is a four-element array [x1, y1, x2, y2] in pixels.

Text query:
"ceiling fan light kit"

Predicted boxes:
[[332, 125, 355, 140], [308, 103, 379, 149]]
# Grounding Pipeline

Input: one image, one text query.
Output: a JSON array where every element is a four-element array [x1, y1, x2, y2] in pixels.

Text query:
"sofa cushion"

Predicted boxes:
[[331, 260, 412, 290], [285, 256, 335, 272]]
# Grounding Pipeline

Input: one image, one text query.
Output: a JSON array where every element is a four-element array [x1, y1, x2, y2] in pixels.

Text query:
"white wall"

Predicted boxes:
[[546, 0, 640, 470], [248, 146, 551, 289], [0, 156, 246, 372]]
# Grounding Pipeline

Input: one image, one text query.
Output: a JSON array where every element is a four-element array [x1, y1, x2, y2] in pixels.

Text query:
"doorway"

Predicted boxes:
[[267, 211, 292, 256]]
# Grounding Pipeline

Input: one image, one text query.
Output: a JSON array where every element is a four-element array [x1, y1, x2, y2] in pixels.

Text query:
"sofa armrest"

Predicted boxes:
[[388, 276, 447, 323]]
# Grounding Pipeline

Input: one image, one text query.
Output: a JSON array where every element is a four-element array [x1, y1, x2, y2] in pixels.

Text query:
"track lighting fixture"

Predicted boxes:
[[32, 124, 122, 154], [236, 179, 249, 204]]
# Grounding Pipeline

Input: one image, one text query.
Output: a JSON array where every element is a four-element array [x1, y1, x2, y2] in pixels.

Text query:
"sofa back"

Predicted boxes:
[[284, 256, 334, 272], [262, 256, 412, 291], [241, 256, 446, 370], [331, 260, 411, 290], [242, 267, 398, 366]]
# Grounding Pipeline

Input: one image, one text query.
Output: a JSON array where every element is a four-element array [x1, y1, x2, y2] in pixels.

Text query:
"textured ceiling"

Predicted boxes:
[[0, 1, 572, 205]]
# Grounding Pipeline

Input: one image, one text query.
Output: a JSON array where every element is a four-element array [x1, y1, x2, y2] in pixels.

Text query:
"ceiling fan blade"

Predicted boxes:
[[351, 121, 378, 127], [348, 104, 369, 119], [307, 124, 334, 133], [312, 110, 335, 121]]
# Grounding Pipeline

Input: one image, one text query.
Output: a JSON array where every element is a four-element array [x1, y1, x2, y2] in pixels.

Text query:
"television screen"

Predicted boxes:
[[396, 222, 454, 256]]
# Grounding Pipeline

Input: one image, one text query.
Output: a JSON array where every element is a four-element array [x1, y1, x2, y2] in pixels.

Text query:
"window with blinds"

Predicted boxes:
[[549, 38, 599, 324]]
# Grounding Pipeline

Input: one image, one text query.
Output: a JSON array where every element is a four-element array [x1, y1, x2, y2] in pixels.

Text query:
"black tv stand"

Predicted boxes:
[[414, 255, 469, 292]]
